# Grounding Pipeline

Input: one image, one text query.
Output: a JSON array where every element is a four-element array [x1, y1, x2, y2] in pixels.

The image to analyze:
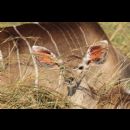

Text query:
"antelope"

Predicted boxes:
[[0, 22, 130, 108]]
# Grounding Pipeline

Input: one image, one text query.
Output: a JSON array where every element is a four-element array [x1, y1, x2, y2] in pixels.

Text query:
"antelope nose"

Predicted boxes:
[[65, 77, 77, 96], [67, 86, 77, 96]]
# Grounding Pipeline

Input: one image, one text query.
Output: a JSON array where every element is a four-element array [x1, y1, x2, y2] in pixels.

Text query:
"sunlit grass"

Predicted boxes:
[[0, 22, 29, 27]]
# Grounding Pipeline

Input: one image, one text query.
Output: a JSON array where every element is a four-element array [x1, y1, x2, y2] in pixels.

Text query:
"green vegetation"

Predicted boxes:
[[0, 22, 29, 27], [100, 22, 130, 56]]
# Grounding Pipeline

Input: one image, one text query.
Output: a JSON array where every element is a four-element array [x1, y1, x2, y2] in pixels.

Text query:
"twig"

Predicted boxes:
[[13, 40, 22, 79], [0, 50, 5, 70], [13, 26, 39, 88]]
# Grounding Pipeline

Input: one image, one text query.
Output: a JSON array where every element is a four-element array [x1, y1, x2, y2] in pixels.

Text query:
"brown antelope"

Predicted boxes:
[[0, 22, 130, 108]]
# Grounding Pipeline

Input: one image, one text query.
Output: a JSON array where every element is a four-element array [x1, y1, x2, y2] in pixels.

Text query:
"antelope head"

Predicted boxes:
[[31, 40, 109, 97], [66, 40, 109, 96]]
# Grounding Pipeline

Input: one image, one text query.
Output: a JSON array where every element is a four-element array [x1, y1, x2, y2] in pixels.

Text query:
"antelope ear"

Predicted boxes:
[[83, 40, 109, 66], [32, 46, 62, 67]]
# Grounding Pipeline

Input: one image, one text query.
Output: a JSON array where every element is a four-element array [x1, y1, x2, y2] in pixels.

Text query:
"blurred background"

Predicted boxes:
[[100, 22, 130, 57], [0, 22, 129, 56]]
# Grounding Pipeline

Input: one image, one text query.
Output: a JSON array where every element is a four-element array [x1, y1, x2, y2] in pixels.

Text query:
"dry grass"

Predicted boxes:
[[0, 84, 71, 109]]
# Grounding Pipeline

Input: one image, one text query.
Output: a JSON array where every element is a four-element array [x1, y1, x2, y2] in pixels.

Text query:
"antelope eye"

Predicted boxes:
[[65, 77, 75, 84], [78, 66, 84, 70], [69, 77, 75, 82]]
